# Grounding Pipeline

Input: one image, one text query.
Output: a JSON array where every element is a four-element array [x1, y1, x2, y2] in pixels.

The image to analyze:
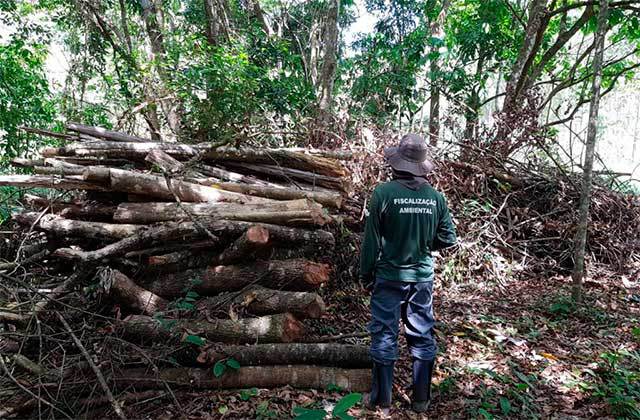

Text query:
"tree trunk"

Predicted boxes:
[[67, 122, 150, 143], [195, 343, 371, 368], [122, 313, 304, 343], [198, 285, 325, 319], [112, 199, 329, 226], [427, 0, 451, 146], [223, 162, 349, 192], [144, 149, 186, 174], [14, 212, 143, 241], [572, 0, 609, 302], [139, 0, 183, 137], [53, 220, 334, 261], [205, 148, 347, 177], [82, 167, 271, 204], [208, 182, 343, 208], [317, 0, 340, 119], [106, 269, 167, 315], [501, 0, 547, 114], [113, 365, 370, 392], [213, 225, 271, 265], [22, 194, 116, 221], [143, 259, 331, 297], [0, 175, 108, 191]]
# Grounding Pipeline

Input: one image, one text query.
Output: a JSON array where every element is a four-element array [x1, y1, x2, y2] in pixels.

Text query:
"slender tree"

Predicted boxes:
[[572, 0, 609, 302], [317, 0, 341, 120], [427, 0, 450, 146]]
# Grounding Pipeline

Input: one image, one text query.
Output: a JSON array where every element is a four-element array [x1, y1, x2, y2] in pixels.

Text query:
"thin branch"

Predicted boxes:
[[57, 313, 127, 420]]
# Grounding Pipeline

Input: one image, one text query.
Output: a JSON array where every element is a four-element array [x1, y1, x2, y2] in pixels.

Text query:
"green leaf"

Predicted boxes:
[[218, 405, 228, 415], [184, 334, 205, 346], [240, 387, 258, 401], [632, 327, 640, 338], [213, 361, 226, 377], [327, 383, 343, 392], [332, 393, 362, 415], [499, 397, 511, 415], [292, 407, 327, 420], [226, 358, 241, 370], [335, 413, 354, 420], [478, 408, 493, 419]]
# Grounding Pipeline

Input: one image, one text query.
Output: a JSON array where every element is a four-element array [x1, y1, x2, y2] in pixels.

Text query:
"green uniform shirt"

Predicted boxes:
[[360, 180, 457, 282]]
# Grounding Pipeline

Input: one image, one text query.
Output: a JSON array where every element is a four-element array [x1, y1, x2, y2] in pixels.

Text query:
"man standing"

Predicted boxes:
[[360, 133, 457, 413]]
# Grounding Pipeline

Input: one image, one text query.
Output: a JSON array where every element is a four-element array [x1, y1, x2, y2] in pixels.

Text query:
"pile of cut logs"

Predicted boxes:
[[0, 123, 371, 395]]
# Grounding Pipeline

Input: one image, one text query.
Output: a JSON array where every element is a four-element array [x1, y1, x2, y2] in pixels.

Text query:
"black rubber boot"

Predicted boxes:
[[411, 358, 435, 413], [367, 362, 394, 409]]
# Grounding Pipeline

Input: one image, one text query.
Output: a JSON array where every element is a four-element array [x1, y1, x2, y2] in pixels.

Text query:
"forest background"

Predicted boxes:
[[1, 0, 640, 419], [1, 0, 639, 188]]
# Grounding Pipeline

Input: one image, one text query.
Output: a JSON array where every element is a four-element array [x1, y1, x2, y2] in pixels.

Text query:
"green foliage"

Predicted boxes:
[[293, 393, 362, 420], [581, 350, 640, 418], [0, 37, 55, 167], [213, 358, 241, 377], [239, 387, 259, 401]]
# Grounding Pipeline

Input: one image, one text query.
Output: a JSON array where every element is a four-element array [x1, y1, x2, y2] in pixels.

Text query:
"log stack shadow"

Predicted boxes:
[[1, 124, 371, 398]]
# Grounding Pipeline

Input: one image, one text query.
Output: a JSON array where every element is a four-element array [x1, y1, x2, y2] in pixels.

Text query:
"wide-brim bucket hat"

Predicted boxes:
[[383, 133, 435, 176]]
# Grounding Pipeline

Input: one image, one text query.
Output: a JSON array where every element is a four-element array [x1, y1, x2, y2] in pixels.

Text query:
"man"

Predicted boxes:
[[360, 133, 457, 413]]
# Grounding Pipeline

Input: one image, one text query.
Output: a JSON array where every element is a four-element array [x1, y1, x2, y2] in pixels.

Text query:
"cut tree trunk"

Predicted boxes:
[[122, 313, 304, 343], [112, 199, 329, 226], [205, 147, 346, 177], [198, 285, 325, 319], [113, 366, 370, 392], [22, 194, 116, 221], [53, 220, 334, 262], [82, 167, 272, 204], [0, 175, 109, 191], [14, 213, 143, 241], [209, 182, 343, 208], [224, 162, 349, 192], [105, 269, 167, 315], [143, 259, 331, 297], [145, 149, 187, 174], [213, 225, 271, 265], [43, 142, 347, 176], [67, 122, 150, 143], [197, 343, 370, 367]]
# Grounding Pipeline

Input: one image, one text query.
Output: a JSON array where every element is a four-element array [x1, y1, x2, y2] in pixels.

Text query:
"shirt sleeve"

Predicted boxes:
[[433, 194, 457, 251], [360, 187, 383, 281]]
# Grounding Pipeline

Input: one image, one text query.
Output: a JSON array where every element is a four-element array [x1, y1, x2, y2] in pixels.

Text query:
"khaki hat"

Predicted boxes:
[[383, 133, 434, 176]]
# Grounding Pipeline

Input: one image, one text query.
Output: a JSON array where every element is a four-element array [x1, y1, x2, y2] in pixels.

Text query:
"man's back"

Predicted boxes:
[[360, 180, 456, 282]]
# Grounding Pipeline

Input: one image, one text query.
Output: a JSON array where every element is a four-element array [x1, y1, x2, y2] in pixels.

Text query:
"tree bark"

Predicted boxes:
[[106, 269, 167, 315], [22, 194, 116, 221], [209, 182, 343, 208], [122, 313, 304, 343], [67, 122, 150, 143], [53, 220, 334, 261], [113, 365, 370, 392], [213, 225, 271, 265], [198, 285, 325, 319], [14, 212, 143, 241], [144, 149, 186, 174], [139, 0, 183, 137], [223, 162, 349, 192], [572, 0, 609, 302], [112, 199, 329, 226], [82, 167, 272, 204], [195, 343, 371, 368], [144, 259, 331, 297], [0, 175, 108, 191], [317, 0, 340, 119], [427, 0, 451, 146], [501, 0, 548, 114]]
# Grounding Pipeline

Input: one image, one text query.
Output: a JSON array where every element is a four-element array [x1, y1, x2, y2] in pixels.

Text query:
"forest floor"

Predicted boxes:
[[117, 267, 639, 419]]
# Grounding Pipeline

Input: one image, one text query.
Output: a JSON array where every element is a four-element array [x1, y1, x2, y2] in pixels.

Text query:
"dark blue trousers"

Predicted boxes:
[[368, 278, 437, 365]]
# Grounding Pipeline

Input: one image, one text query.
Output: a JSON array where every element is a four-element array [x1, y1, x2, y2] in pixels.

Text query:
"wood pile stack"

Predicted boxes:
[[0, 123, 371, 394]]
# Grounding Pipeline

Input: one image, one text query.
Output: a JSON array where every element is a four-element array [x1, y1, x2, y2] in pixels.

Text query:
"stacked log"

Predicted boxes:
[[0, 124, 370, 394]]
